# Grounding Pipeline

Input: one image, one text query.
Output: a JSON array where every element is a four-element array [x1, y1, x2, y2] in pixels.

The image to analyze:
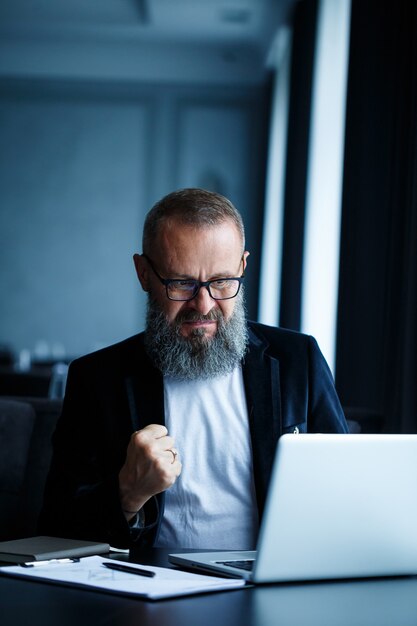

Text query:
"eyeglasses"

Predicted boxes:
[[142, 254, 245, 302]]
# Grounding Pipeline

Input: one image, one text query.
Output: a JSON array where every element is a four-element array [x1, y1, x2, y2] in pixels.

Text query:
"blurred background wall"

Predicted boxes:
[[0, 0, 282, 358], [1, 0, 416, 433], [0, 80, 268, 357]]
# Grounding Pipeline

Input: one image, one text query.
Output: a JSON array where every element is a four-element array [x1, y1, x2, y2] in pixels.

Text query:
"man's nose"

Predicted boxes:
[[188, 285, 216, 316]]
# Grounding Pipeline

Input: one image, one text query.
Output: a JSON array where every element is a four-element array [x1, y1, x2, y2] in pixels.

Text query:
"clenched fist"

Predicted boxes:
[[118, 424, 181, 520]]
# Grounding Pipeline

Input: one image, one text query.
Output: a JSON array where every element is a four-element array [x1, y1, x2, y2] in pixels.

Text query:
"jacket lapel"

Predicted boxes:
[[243, 325, 282, 519], [123, 338, 166, 537], [124, 348, 165, 432]]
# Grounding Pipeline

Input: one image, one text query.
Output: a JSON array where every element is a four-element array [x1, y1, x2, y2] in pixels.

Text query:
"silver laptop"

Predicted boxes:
[[169, 433, 417, 583]]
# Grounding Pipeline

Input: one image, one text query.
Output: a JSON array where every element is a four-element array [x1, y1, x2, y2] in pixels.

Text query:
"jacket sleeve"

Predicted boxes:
[[37, 359, 160, 549]]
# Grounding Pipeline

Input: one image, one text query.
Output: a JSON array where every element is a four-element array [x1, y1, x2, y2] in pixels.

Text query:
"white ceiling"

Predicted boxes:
[[0, 0, 298, 84]]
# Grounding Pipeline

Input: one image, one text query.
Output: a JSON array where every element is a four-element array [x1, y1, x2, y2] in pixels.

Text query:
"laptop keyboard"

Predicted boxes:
[[216, 560, 255, 571]]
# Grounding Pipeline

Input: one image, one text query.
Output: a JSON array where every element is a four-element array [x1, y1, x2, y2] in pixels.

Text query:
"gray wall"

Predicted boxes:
[[0, 79, 268, 359]]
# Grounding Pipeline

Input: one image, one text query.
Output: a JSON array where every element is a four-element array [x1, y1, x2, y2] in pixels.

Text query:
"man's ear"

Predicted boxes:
[[133, 254, 150, 292], [242, 251, 250, 271]]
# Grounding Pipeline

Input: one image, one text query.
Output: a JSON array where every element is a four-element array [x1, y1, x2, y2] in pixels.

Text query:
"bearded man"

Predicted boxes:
[[39, 188, 348, 549]]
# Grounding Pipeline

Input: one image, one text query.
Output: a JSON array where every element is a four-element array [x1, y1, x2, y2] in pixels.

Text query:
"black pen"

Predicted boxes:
[[102, 561, 155, 578]]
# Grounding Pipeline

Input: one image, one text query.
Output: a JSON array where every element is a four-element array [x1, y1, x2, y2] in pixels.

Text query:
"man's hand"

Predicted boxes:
[[118, 424, 181, 520]]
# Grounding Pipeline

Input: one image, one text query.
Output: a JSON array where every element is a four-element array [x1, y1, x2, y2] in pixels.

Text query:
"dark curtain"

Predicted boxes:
[[336, 0, 417, 433]]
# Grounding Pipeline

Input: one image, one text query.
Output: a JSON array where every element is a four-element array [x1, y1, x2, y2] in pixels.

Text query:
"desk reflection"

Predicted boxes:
[[251, 576, 417, 626], [118, 586, 253, 626]]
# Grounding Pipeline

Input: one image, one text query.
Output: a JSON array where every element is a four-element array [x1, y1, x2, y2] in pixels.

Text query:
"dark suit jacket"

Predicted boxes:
[[38, 322, 348, 548]]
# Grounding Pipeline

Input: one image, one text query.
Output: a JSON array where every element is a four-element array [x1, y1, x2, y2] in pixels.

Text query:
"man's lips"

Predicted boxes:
[[182, 320, 217, 327], [175, 311, 221, 333]]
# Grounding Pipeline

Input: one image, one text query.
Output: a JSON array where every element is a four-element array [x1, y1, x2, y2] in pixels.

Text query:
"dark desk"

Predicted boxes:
[[2, 549, 417, 626]]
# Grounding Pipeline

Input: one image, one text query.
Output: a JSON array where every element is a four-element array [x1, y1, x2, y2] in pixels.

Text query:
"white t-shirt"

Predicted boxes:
[[155, 366, 259, 549]]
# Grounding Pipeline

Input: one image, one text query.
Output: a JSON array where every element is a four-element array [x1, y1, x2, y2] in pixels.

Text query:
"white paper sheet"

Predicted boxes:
[[0, 555, 247, 600]]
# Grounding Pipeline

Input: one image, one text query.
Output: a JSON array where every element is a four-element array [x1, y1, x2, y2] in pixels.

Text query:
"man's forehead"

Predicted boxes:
[[151, 221, 243, 276], [156, 217, 243, 248]]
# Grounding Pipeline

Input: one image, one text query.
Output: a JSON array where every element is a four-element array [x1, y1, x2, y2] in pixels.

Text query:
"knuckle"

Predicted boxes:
[[154, 456, 167, 473], [140, 441, 156, 458], [136, 424, 167, 439], [133, 429, 147, 444], [152, 424, 168, 437]]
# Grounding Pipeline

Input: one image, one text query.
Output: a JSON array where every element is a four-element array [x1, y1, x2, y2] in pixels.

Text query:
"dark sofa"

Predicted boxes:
[[0, 396, 62, 541]]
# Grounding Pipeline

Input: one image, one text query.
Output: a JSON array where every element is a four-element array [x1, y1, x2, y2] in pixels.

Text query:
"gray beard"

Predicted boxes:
[[144, 291, 248, 381]]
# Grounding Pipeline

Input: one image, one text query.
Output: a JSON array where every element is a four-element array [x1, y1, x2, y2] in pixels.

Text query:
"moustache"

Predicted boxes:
[[174, 309, 224, 325]]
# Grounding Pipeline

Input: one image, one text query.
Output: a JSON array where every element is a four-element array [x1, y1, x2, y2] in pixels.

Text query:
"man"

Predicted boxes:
[[38, 188, 348, 549]]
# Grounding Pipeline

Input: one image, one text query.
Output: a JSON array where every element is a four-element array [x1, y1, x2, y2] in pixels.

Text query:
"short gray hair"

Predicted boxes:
[[142, 188, 245, 254]]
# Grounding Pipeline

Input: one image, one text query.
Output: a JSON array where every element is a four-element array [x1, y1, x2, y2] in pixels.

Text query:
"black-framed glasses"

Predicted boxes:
[[142, 254, 245, 302]]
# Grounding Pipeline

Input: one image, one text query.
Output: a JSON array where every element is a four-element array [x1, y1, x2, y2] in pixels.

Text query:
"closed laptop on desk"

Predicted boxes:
[[170, 434, 417, 582]]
